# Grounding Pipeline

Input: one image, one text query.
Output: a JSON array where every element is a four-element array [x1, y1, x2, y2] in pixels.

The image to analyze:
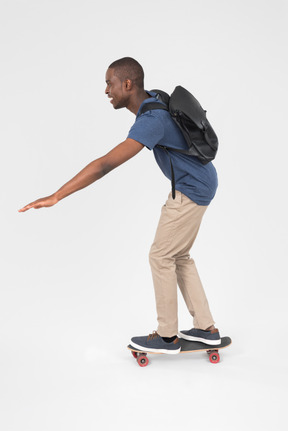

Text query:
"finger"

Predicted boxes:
[[18, 206, 32, 212], [18, 203, 37, 212], [18, 205, 28, 212]]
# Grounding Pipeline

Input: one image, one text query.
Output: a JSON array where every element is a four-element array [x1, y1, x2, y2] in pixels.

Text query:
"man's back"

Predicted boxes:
[[128, 91, 218, 205]]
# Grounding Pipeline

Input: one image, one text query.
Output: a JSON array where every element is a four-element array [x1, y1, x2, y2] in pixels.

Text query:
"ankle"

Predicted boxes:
[[162, 335, 177, 343]]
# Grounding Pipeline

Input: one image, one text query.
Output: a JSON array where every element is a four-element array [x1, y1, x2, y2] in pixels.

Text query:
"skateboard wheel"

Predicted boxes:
[[137, 354, 149, 367], [131, 351, 138, 359], [209, 351, 220, 364]]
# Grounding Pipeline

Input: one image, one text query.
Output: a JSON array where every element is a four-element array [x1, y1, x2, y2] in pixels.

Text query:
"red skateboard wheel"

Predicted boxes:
[[209, 351, 220, 364], [137, 354, 149, 367]]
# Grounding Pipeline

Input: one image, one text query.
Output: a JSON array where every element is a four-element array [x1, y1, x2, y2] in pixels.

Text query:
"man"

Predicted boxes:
[[19, 57, 220, 354]]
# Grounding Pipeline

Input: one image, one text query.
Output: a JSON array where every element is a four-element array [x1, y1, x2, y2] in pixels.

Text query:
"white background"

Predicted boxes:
[[1, 0, 287, 430]]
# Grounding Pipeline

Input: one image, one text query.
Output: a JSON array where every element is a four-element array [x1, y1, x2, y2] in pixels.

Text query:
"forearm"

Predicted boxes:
[[54, 157, 106, 201], [19, 139, 143, 213]]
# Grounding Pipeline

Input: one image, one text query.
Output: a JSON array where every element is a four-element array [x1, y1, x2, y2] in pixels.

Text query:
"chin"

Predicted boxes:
[[114, 104, 125, 110]]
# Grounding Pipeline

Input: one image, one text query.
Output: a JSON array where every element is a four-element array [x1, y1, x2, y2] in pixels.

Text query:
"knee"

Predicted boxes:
[[149, 245, 158, 267], [149, 244, 173, 269], [149, 243, 164, 268]]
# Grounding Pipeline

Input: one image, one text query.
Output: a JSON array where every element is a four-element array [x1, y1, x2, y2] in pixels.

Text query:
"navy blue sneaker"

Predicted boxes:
[[130, 331, 181, 354], [178, 328, 221, 345]]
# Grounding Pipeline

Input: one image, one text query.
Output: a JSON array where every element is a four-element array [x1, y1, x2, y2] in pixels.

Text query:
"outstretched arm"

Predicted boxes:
[[18, 138, 144, 212]]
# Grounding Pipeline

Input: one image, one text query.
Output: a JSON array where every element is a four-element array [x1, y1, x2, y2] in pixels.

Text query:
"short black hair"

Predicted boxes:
[[108, 57, 144, 89]]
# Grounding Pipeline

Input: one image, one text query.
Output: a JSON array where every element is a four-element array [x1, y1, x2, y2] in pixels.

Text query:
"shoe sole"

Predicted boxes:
[[130, 341, 181, 354], [178, 332, 221, 346]]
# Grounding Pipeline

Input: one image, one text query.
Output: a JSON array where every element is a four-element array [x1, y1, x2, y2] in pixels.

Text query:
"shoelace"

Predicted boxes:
[[147, 331, 160, 341]]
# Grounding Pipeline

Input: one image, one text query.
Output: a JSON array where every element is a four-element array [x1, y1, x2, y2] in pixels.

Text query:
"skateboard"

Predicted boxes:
[[127, 336, 232, 367]]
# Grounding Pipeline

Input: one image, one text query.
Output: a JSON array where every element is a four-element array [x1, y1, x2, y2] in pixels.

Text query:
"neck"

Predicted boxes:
[[126, 89, 151, 115]]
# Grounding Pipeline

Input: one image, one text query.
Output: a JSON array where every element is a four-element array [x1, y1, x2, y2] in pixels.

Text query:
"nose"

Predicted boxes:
[[105, 85, 109, 95]]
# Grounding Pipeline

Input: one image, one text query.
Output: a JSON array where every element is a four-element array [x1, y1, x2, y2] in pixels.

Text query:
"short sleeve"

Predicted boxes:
[[127, 113, 165, 150]]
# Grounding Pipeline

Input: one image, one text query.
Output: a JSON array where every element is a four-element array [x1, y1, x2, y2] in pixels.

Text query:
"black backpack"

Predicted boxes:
[[139, 86, 219, 198]]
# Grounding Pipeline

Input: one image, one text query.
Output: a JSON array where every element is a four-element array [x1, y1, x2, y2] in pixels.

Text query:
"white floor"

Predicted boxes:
[[1, 318, 286, 431]]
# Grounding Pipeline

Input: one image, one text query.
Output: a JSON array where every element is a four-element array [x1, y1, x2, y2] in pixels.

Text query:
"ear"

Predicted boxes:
[[124, 79, 133, 91]]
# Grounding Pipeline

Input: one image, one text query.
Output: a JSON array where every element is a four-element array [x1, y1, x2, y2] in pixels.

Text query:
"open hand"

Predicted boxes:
[[18, 194, 59, 212]]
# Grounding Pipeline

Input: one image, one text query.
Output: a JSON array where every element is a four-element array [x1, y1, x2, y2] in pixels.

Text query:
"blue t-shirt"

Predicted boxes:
[[127, 91, 218, 205]]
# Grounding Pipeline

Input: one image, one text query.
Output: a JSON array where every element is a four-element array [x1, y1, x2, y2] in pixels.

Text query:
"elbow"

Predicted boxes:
[[101, 161, 114, 177]]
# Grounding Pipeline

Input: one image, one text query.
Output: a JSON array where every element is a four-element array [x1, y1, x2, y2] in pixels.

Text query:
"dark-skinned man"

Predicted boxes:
[[19, 57, 220, 354]]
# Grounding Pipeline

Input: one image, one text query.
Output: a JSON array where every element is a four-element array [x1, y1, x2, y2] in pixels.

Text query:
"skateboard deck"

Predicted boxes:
[[127, 336, 232, 367]]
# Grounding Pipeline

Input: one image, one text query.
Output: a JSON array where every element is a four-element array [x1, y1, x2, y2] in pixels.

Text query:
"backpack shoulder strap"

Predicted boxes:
[[139, 89, 170, 116], [139, 102, 168, 115]]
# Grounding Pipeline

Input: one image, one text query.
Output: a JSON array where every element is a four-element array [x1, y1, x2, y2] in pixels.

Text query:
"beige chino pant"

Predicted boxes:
[[149, 191, 215, 337]]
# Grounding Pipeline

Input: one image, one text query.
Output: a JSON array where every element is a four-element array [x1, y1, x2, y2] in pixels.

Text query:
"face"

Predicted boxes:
[[105, 68, 129, 110]]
